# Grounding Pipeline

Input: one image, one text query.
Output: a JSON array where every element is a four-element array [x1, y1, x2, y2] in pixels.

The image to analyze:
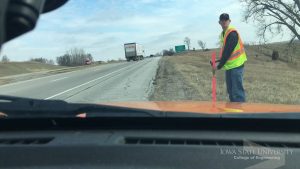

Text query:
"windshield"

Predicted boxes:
[[0, 0, 300, 116]]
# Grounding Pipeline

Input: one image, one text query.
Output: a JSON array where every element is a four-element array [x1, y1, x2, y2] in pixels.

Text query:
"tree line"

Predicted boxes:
[[1, 48, 94, 66], [56, 48, 93, 66]]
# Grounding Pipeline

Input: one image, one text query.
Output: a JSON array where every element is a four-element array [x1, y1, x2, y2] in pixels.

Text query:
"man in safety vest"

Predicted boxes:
[[213, 13, 247, 102]]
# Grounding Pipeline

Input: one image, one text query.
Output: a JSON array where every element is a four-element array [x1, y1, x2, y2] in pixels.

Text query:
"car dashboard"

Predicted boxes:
[[0, 117, 299, 169]]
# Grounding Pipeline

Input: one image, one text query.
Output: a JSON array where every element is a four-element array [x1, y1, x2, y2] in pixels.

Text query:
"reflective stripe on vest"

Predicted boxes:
[[229, 48, 245, 61]]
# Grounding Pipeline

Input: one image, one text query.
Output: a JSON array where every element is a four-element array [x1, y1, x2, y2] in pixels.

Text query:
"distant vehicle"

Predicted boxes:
[[124, 43, 145, 61], [149, 54, 154, 57], [85, 58, 92, 65]]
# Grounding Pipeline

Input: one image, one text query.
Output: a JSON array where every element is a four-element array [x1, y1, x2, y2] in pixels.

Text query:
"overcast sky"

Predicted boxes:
[[1, 0, 291, 61]]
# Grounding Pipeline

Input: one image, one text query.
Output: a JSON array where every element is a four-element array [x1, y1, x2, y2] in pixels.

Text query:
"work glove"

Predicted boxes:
[[210, 60, 220, 66]]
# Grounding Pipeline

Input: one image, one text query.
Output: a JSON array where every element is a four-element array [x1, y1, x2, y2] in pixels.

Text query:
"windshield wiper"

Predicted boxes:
[[0, 95, 162, 118]]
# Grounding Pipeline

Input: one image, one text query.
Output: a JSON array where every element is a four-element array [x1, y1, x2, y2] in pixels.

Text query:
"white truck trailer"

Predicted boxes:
[[124, 43, 145, 61]]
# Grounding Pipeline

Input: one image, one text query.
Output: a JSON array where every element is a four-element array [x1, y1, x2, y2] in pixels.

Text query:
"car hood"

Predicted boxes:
[[100, 101, 300, 114]]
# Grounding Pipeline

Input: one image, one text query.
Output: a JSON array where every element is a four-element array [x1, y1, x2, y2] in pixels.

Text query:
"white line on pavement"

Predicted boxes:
[[0, 64, 107, 88], [51, 77, 68, 82], [44, 64, 134, 100]]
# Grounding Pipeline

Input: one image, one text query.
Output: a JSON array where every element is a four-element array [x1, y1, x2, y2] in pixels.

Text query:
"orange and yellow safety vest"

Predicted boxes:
[[220, 25, 247, 70]]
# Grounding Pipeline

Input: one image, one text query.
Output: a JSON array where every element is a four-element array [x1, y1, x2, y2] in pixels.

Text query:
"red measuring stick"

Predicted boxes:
[[211, 51, 217, 102]]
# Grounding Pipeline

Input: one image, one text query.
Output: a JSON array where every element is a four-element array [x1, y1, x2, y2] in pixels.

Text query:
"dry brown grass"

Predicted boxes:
[[0, 62, 66, 77], [0, 61, 104, 77], [0, 62, 102, 85], [151, 49, 300, 105]]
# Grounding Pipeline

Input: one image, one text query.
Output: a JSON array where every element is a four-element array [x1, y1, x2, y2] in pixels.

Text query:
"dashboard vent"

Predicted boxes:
[[125, 137, 300, 148], [0, 138, 53, 145], [125, 138, 243, 146]]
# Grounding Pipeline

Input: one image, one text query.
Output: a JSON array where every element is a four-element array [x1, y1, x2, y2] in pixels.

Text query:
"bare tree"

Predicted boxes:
[[30, 57, 48, 64], [241, 0, 300, 43], [47, 59, 55, 65], [56, 48, 93, 66], [283, 42, 297, 62], [162, 48, 175, 56], [1, 55, 9, 63], [198, 40, 206, 51], [184, 37, 191, 50]]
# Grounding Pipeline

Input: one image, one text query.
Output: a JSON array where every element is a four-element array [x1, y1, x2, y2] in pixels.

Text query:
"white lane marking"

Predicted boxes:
[[51, 77, 68, 82], [0, 74, 65, 88], [44, 64, 134, 100]]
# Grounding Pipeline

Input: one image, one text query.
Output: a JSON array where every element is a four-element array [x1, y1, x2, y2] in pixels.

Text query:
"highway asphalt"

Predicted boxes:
[[0, 57, 160, 103]]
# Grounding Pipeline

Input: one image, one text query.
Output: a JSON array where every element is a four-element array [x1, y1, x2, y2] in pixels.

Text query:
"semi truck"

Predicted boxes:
[[124, 43, 145, 61]]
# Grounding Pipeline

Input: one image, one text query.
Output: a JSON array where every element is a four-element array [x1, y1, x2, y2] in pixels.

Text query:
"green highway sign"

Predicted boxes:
[[175, 45, 186, 53]]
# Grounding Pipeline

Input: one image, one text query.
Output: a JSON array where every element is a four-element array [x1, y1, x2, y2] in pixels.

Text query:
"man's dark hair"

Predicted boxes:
[[219, 13, 230, 21]]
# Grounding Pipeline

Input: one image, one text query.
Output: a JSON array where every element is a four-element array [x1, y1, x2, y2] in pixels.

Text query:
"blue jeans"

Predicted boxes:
[[225, 66, 246, 102]]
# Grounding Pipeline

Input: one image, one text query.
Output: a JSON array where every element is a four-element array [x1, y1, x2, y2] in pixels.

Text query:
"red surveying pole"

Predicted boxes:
[[211, 51, 217, 102]]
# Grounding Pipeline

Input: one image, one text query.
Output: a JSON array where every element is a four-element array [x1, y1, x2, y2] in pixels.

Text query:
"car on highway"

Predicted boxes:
[[85, 58, 92, 65], [0, 0, 300, 169]]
